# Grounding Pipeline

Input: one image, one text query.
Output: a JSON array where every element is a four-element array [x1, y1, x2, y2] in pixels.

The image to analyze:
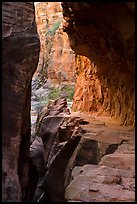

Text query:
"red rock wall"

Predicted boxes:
[[34, 2, 75, 85], [2, 2, 40, 201], [62, 2, 135, 126], [72, 56, 103, 113]]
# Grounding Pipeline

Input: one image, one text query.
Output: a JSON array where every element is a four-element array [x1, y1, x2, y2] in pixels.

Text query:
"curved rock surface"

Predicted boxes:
[[62, 2, 135, 126], [2, 2, 40, 202]]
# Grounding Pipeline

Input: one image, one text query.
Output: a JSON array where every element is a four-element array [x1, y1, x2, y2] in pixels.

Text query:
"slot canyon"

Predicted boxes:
[[2, 2, 135, 202]]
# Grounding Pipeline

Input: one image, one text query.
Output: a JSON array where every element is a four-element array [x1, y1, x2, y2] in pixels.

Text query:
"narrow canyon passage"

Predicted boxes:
[[2, 2, 135, 202], [31, 2, 76, 141]]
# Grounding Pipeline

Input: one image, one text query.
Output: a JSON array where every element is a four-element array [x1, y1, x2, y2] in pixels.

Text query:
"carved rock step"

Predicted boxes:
[[65, 164, 135, 202], [64, 113, 135, 202]]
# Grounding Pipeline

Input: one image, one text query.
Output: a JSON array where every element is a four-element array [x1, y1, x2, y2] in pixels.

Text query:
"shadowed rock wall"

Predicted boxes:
[[61, 2, 135, 126], [2, 2, 40, 201]]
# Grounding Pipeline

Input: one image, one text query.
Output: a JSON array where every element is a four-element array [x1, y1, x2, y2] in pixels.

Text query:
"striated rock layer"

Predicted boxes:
[[62, 2, 135, 126], [29, 97, 83, 201], [34, 2, 75, 85], [2, 2, 40, 202]]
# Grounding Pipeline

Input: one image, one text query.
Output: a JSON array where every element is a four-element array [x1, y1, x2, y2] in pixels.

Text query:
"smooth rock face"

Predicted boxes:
[[62, 2, 135, 126], [2, 2, 40, 202]]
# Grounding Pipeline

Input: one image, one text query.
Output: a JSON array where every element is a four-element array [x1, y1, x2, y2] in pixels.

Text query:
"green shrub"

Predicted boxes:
[[48, 87, 61, 100], [61, 85, 75, 101], [46, 20, 61, 36], [48, 85, 75, 101]]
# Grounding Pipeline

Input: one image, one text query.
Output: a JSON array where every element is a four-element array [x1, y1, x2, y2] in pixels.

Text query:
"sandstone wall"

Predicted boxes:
[[62, 2, 135, 126], [34, 2, 75, 85], [2, 2, 40, 201]]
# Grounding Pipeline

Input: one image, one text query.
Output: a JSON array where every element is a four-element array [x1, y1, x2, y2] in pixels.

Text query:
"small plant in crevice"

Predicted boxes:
[[42, 20, 62, 81], [48, 87, 61, 101], [61, 85, 75, 101], [48, 85, 75, 102], [46, 20, 61, 36]]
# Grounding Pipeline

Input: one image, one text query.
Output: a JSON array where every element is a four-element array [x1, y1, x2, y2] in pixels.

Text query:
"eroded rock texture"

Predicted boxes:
[[64, 113, 135, 202], [34, 2, 75, 85], [29, 98, 134, 202], [29, 97, 83, 201], [65, 164, 135, 202], [2, 2, 40, 201], [62, 2, 135, 126]]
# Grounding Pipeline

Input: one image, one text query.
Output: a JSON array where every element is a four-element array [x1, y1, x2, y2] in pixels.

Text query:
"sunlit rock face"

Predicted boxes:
[[2, 2, 40, 201], [62, 2, 135, 126], [34, 2, 75, 85]]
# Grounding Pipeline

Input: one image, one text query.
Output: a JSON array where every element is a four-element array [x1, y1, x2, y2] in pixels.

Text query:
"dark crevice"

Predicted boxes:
[[105, 143, 119, 155]]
